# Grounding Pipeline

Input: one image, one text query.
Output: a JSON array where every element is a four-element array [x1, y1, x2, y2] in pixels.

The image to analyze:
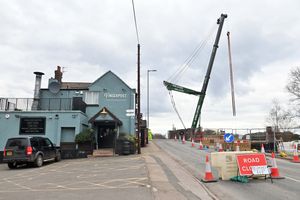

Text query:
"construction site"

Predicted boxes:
[[163, 14, 300, 154]]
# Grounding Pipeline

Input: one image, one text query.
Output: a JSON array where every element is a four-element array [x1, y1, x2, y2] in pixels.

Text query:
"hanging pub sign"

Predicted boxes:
[[19, 117, 46, 135]]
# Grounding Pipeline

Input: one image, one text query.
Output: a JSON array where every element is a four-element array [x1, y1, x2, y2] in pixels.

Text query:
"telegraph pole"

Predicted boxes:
[[136, 44, 141, 154]]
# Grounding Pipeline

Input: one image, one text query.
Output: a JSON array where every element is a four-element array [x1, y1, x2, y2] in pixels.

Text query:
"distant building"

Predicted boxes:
[[0, 66, 136, 156]]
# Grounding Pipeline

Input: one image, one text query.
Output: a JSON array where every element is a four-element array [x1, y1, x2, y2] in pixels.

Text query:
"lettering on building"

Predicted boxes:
[[104, 93, 127, 101]]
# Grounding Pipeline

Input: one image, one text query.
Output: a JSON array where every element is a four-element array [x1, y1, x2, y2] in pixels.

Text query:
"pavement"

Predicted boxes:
[[142, 141, 216, 200], [0, 141, 216, 200]]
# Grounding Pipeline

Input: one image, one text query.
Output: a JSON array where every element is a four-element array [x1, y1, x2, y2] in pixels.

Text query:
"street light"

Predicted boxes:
[[147, 69, 157, 129]]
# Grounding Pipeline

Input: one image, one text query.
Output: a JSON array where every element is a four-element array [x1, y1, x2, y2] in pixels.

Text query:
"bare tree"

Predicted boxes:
[[286, 67, 300, 100], [266, 99, 294, 131], [286, 67, 300, 118]]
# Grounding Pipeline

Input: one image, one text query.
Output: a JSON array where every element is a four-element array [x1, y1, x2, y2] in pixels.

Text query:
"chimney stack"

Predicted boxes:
[[31, 71, 44, 110], [55, 66, 63, 83]]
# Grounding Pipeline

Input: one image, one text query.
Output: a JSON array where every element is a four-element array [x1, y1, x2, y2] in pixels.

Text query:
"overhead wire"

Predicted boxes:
[[169, 91, 187, 129], [131, 0, 140, 44], [166, 24, 217, 129], [167, 25, 217, 84]]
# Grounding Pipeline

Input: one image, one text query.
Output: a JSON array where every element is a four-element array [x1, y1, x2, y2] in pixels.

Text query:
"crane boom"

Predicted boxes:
[[191, 14, 227, 129], [163, 81, 202, 96]]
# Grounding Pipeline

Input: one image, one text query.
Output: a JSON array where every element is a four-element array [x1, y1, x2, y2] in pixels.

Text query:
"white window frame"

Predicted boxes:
[[84, 91, 99, 105]]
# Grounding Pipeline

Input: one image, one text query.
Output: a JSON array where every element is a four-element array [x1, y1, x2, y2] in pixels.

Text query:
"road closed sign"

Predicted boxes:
[[236, 153, 268, 176]]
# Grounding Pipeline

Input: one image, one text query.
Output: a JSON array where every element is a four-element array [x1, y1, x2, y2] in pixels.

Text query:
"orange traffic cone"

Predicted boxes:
[[270, 152, 284, 179], [261, 144, 265, 154], [218, 143, 223, 152], [182, 135, 186, 144], [201, 155, 218, 183], [199, 141, 203, 150], [191, 138, 195, 147], [292, 144, 300, 163]]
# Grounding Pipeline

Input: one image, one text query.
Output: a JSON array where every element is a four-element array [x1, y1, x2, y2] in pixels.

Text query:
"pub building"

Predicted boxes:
[[0, 66, 145, 159]]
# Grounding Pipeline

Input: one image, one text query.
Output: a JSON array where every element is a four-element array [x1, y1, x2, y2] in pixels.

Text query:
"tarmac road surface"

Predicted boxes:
[[155, 139, 300, 200], [0, 156, 153, 200]]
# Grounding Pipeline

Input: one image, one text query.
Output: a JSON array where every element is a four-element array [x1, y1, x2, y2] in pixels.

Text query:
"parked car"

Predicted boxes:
[[2, 136, 61, 169]]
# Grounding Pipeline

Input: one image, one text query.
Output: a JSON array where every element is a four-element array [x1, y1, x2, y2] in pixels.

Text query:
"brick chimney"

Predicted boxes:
[[55, 66, 63, 83]]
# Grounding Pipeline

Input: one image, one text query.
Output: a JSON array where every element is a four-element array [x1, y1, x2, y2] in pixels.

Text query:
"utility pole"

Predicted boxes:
[[136, 44, 141, 154]]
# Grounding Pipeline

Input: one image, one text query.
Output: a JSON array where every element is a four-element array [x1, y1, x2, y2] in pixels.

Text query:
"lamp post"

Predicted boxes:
[[147, 69, 157, 129]]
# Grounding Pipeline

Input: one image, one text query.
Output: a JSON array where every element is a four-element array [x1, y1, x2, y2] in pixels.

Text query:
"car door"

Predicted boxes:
[[45, 138, 56, 159], [39, 138, 55, 160]]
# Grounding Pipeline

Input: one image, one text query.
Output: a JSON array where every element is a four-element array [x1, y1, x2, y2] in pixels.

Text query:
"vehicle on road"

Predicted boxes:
[[2, 136, 61, 169]]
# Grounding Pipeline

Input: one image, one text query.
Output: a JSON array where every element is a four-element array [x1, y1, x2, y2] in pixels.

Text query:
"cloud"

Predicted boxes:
[[1, 0, 300, 135]]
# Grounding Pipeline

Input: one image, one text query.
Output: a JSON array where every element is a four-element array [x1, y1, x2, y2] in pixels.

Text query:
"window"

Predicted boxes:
[[84, 91, 99, 105], [30, 138, 39, 148], [40, 138, 52, 147]]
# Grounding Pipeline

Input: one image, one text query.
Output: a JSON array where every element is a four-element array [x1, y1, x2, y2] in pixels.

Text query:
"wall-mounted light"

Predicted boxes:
[[100, 108, 108, 117]]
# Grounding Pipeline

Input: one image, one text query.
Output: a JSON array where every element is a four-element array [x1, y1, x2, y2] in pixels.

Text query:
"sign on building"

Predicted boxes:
[[19, 117, 46, 135]]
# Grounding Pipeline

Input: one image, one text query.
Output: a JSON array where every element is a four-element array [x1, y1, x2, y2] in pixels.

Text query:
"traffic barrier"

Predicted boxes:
[[201, 155, 218, 183], [199, 141, 203, 150], [261, 144, 265, 154], [182, 135, 186, 144], [292, 144, 300, 163], [218, 143, 223, 152], [270, 152, 285, 179], [191, 138, 195, 147]]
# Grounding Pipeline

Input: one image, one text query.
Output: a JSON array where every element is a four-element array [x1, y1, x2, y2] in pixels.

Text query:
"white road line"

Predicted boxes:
[[285, 176, 300, 183]]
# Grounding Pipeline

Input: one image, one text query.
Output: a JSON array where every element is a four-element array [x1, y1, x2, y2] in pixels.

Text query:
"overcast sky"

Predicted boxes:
[[1, 0, 300, 135]]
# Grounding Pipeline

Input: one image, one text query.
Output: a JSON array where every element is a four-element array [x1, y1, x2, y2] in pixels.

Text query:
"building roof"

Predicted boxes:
[[60, 82, 91, 90], [88, 107, 122, 126], [90, 71, 135, 91]]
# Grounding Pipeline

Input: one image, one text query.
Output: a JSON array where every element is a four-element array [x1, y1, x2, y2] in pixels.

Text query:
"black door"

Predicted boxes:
[[97, 125, 116, 149], [39, 138, 56, 159]]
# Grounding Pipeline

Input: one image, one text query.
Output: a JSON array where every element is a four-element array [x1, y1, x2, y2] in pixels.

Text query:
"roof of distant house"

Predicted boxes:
[[60, 82, 91, 90]]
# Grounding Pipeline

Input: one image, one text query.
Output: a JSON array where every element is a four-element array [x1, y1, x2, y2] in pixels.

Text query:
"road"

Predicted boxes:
[[155, 139, 300, 200]]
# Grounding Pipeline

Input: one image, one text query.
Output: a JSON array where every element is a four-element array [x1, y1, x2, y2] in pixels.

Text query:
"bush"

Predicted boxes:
[[75, 128, 95, 143], [118, 132, 136, 142]]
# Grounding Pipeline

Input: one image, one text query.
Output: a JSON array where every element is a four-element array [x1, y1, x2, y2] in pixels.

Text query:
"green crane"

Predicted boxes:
[[164, 14, 227, 130]]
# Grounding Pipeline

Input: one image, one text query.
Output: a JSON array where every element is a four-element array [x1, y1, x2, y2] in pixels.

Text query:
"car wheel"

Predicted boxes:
[[35, 154, 43, 167], [55, 152, 61, 162], [8, 162, 18, 169]]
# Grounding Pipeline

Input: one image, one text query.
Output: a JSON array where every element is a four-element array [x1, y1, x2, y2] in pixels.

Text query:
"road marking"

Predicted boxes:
[[285, 176, 300, 183]]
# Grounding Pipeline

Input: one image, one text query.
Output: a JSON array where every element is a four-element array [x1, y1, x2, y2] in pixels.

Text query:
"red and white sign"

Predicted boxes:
[[236, 153, 267, 176]]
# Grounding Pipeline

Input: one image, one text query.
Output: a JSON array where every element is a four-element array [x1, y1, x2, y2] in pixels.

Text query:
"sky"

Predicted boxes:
[[0, 0, 300, 135]]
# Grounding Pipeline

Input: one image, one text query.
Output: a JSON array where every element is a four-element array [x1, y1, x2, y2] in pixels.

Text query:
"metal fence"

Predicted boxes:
[[0, 98, 73, 111]]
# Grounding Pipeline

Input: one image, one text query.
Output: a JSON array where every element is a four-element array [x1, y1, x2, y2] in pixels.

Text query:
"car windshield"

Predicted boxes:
[[6, 138, 28, 150]]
